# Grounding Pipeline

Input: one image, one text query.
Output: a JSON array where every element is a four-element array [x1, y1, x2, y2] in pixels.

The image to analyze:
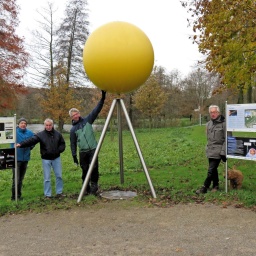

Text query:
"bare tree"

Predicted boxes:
[[161, 69, 184, 121], [25, 2, 59, 87], [55, 0, 89, 86], [183, 69, 218, 109]]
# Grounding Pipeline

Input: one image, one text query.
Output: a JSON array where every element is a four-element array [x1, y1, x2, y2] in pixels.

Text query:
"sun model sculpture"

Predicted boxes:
[[83, 21, 154, 94]]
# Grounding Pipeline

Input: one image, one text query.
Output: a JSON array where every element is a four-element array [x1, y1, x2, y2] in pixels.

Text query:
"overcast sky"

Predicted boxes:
[[16, 0, 202, 77]]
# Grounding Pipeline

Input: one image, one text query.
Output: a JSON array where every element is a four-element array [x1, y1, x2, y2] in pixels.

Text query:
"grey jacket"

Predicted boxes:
[[206, 115, 226, 159]]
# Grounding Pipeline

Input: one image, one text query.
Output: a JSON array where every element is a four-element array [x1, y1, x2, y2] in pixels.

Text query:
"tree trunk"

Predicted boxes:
[[247, 85, 252, 103], [58, 119, 65, 133], [237, 86, 244, 104]]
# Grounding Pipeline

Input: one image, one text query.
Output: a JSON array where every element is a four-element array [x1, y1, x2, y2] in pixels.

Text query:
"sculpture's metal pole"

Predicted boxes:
[[117, 99, 124, 184], [120, 99, 156, 198]]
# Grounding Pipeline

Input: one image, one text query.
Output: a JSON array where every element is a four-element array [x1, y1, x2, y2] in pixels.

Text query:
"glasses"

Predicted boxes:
[[210, 111, 218, 114]]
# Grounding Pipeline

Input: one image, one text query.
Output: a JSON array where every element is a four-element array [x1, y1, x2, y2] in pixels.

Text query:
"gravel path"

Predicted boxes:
[[0, 202, 255, 256]]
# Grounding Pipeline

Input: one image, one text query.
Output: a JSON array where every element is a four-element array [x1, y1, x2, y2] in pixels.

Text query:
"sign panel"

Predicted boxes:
[[0, 117, 15, 144], [227, 136, 256, 161], [226, 104, 256, 131], [0, 148, 15, 169]]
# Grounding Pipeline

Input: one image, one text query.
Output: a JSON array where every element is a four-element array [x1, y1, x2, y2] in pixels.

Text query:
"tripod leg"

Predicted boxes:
[[77, 99, 117, 202], [117, 99, 124, 184], [120, 99, 157, 198]]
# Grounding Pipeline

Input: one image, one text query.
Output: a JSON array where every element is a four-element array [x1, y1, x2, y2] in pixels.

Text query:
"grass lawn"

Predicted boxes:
[[0, 125, 255, 216]]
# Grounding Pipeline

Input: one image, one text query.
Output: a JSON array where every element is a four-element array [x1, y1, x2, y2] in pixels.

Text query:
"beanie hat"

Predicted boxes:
[[18, 117, 28, 125]]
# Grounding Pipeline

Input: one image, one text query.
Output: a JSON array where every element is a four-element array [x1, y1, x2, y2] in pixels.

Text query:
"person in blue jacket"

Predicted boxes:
[[69, 90, 106, 195], [12, 118, 34, 200]]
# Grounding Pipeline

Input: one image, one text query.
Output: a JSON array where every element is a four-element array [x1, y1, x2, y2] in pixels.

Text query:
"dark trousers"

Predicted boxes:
[[79, 149, 99, 184], [12, 161, 28, 199], [204, 158, 221, 189]]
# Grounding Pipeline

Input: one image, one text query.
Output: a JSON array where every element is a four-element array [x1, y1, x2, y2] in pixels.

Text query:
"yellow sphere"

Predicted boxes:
[[83, 21, 154, 94]]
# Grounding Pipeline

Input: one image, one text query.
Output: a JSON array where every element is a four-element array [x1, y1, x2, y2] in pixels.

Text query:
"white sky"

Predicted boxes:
[[16, 0, 202, 77]]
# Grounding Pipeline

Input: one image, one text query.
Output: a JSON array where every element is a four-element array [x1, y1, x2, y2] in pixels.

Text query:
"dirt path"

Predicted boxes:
[[0, 202, 255, 256]]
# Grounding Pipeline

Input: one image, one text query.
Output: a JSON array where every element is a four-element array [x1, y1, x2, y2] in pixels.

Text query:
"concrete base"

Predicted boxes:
[[100, 190, 137, 200]]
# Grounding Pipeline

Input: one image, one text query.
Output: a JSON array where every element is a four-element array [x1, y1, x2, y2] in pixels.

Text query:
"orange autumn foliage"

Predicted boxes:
[[0, 0, 28, 113]]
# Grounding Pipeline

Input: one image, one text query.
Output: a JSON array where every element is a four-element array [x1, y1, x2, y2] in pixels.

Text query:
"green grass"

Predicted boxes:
[[0, 125, 255, 216]]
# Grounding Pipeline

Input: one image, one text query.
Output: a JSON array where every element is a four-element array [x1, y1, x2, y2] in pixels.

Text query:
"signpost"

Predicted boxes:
[[226, 102, 256, 192], [0, 116, 17, 201]]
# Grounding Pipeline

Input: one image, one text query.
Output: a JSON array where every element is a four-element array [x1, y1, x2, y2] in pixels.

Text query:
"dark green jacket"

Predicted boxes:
[[70, 97, 105, 156]]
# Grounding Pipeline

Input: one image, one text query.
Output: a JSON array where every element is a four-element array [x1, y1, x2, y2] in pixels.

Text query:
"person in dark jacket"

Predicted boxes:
[[16, 118, 66, 198], [196, 105, 226, 194], [69, 90, 106, 195], [11, 117, 34, 200]]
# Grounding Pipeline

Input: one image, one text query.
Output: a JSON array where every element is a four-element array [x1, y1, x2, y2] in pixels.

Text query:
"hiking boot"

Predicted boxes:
[[81, 184, 91, 196], [196, 186, 207, 195], [90, 182, 98, 195], [211, 186, 219, 192]]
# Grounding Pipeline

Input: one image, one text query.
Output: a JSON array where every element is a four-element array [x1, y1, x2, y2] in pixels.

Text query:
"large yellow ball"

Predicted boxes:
[[83, 21, 154, 94]]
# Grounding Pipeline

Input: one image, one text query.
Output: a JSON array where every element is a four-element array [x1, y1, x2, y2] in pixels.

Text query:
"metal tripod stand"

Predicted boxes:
[[77, 98, 156, 202]]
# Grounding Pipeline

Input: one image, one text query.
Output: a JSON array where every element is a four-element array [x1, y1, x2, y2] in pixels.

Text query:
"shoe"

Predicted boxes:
[[83, 187, 91, 196], [196, 186, 207, 194], [44, 196, 52, 200], [211, 186, 219, 192], [90, 182, 98, 195]]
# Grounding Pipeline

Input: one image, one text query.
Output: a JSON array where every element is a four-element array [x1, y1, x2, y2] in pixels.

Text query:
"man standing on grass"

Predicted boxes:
[[196, 105, 226, 194], [16, 118, 66, 199], [11, 117, 34, 201], [69, 90, 106, 196]]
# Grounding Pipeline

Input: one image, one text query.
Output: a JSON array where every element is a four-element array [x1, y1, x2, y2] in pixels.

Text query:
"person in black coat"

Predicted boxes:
[[17, 118, 66, 198]]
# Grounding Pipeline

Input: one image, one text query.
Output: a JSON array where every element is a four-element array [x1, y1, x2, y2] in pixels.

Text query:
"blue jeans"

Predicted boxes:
[[42, 157, 63, 197]]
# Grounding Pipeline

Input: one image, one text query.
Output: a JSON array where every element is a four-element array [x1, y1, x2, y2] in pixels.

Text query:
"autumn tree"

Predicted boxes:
[[183, 0, 256, 102], [56, 0, 89, 86], [0, 0, 28, 113], [133, 73, 168, 128], [40, 64, 82, 132]]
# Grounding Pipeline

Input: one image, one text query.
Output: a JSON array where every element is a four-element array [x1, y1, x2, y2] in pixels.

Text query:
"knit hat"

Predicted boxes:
[[17, 117, 28, 125]]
